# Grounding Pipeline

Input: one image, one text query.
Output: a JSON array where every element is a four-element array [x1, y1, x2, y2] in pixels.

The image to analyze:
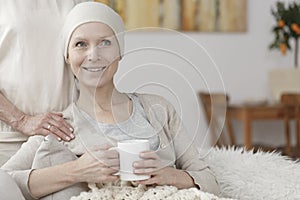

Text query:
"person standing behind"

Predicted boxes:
[[0, 0, 90, 166]]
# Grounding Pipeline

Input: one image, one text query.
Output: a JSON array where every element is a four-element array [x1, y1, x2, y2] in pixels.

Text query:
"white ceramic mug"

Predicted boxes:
[[112, 139, 150, 181]]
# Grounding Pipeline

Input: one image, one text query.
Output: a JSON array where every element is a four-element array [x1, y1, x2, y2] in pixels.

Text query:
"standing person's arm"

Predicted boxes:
[[0, 92, 74, 141], [0, 91, 25, 129]]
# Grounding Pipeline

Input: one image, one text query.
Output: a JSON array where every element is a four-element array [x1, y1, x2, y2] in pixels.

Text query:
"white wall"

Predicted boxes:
[[115, 0, 298, 148]]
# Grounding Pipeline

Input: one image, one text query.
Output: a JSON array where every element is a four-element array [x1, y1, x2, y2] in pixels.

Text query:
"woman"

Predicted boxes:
[[1, 2, 220, 199]]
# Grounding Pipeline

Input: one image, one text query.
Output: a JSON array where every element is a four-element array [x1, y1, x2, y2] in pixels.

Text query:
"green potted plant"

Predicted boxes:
[[269, 1, 300, 67], [268, 1, 300, 101]]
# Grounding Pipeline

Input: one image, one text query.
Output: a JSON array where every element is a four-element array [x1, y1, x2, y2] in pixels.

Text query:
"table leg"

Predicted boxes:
[[242, 110, 252, 150], [296, 107, 300, 156]]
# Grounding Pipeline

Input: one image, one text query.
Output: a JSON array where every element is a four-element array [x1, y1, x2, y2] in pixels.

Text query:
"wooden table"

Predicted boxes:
[[228, 103, 285, 149]]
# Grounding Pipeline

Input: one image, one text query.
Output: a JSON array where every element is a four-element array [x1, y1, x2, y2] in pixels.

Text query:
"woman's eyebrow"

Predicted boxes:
[[72, 35, 114, 40], [72, 36, 86, 41]]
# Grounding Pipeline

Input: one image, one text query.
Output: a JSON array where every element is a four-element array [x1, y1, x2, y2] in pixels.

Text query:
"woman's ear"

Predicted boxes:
[[65, 55, 70, 64]]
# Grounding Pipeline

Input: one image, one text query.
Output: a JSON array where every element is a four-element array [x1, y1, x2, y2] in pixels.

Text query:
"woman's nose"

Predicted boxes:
[[87, 47, 101, 62]]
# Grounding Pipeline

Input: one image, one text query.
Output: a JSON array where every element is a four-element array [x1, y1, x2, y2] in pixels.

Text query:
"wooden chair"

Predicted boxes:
[[199, 92, 235, 146], [280, 93, 300, 156]]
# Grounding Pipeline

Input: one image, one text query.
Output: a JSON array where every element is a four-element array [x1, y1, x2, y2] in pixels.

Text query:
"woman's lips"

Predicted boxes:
[[82, 66, 107, 72]]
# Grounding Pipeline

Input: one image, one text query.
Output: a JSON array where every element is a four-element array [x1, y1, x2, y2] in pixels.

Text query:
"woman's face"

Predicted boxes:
[[67, 22, 120, 88]]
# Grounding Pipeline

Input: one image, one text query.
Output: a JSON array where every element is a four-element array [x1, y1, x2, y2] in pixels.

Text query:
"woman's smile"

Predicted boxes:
[[82, 66, 107, 72]]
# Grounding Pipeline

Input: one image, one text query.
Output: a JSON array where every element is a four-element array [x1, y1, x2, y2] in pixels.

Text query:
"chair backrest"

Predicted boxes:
[[199, 92, 234, 146], [280, 93, 300, 106], [280, 93, 300, 119]]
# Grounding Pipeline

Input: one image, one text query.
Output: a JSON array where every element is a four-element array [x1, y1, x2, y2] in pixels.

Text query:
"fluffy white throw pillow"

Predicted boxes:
[[203, 147, 300, 200]]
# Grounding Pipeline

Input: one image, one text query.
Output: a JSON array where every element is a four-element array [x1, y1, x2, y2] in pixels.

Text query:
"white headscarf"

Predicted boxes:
[[62, 2, 125, 59]]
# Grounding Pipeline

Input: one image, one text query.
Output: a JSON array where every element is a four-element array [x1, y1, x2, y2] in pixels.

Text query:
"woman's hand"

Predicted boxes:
[[13, 112, 74, 141], [133, 151, 196, 189], [70, 144, 119, 184]]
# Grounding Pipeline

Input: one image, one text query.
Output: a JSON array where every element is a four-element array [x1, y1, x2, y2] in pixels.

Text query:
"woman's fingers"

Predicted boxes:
[[50, 113, 74, 132], [134, 167, 157, 174], [99, 158, 120, 168], [88, 145, 120, 169], [47, 113, 74, 141], [134, 159, 158, 169], [92, 146, 118, 157], [45, 124, 71, 141], [101, 165, 119, 174], [134, 167, 177, 187], [76, 147, 120, 183], [94, 149, 119, 167], [135, 176, 158, 185], [139, 151, 159, 160], [133, 150, 163, 173]]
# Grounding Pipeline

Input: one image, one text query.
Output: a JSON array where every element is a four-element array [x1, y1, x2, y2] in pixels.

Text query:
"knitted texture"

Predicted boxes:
[[71, 181, 233, 200]]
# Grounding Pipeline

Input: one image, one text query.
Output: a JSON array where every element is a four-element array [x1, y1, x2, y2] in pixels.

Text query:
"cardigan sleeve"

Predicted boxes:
[[1, 136, 43, 200], [166, 102, 221, 195], [136, 93, 220, 195]]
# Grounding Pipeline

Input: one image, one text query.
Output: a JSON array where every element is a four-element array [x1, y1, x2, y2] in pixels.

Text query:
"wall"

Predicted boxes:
[[115, 0, 298, 148]]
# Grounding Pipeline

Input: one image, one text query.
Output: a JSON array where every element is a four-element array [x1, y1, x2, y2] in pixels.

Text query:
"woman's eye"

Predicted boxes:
[[100, 39, 111, 46], [75, 41, 87, 48]]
